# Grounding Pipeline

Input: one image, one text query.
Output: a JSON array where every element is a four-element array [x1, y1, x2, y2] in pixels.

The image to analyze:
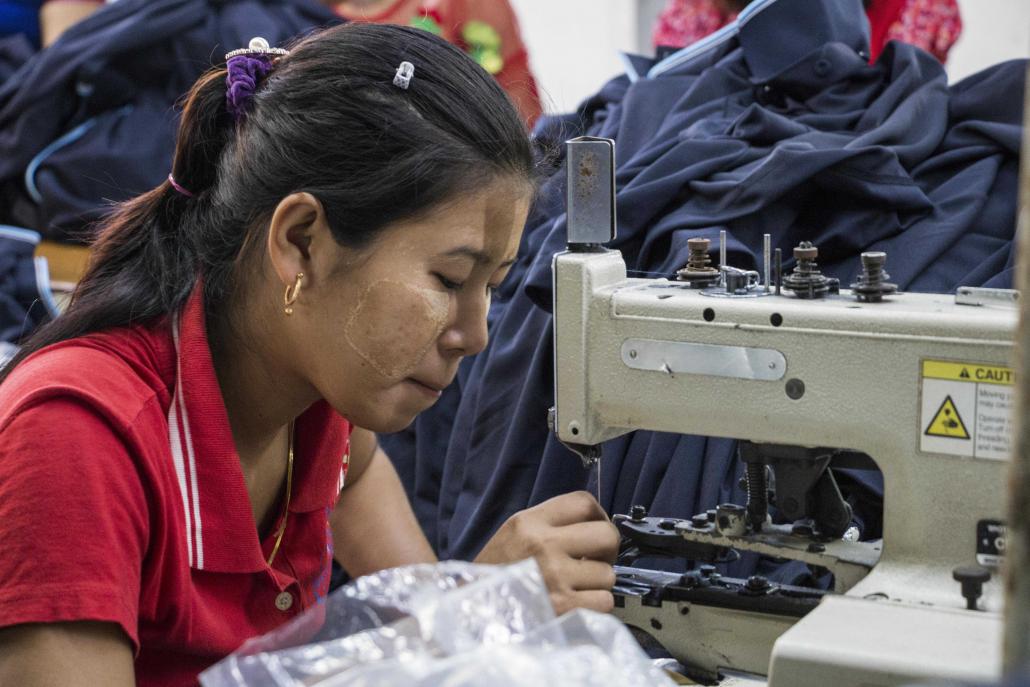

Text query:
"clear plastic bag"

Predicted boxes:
[[200, 559, 675, 687]]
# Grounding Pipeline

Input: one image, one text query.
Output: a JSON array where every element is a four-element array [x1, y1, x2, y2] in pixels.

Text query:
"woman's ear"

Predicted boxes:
[[266, 192, 327, 285]]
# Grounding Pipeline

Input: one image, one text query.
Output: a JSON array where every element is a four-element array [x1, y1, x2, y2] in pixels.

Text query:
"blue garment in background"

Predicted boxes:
[[0, 0, 339, 241], [381, 0, 1025, 584], [0, 0, 39, 48], [0, 226, 56, 345]]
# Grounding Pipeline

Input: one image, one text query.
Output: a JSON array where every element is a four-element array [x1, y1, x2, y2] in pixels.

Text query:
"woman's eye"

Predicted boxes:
[[435, 274, 463, 291]]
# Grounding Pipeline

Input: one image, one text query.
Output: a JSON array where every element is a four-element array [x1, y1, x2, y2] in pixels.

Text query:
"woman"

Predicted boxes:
[[0, 23, 618, 686]]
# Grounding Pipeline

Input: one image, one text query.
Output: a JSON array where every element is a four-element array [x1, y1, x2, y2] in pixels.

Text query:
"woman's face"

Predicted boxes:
[[302, 178, 532, 432]]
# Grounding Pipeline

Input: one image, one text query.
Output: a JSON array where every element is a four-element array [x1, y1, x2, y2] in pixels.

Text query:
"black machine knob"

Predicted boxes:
[[952, 564, 991, 611]]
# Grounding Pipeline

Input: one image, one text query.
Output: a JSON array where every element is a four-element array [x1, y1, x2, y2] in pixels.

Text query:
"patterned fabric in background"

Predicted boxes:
[[332, 0, 542, 127], [653, 0, 961, 64], [880, 0, 961, 62]]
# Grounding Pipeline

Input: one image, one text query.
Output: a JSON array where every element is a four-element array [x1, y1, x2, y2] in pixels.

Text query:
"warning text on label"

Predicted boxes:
[[923, 360, 1014, 386]]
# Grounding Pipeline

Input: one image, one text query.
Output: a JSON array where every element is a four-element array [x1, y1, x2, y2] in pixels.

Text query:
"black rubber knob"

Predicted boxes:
[[953, 564, 991, 611]]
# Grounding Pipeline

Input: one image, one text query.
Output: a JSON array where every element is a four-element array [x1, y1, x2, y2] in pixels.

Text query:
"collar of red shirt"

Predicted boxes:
[[167, 285, 349, 573]]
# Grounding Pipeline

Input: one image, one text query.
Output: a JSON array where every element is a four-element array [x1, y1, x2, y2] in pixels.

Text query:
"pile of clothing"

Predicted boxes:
[[0, 0, 339, 242], [381, 0, 1026, 583]]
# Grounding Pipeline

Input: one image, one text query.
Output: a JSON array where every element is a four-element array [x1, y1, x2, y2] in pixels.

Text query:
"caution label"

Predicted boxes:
[[920, 359, 1014, 461]]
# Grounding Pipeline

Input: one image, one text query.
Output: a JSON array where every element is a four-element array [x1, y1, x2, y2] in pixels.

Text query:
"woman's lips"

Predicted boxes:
[[406, 378, 444, 399]]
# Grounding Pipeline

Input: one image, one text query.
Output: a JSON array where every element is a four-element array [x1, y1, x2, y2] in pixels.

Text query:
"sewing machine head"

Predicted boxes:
[[551, 137, 1016, 686]]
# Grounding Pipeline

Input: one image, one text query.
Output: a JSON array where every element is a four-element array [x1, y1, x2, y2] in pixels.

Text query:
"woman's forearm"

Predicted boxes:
[[329, 445, 436, 578]]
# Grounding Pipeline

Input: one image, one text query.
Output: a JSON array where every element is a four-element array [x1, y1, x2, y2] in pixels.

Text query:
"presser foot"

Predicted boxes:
[[615, 511, 879, 593]]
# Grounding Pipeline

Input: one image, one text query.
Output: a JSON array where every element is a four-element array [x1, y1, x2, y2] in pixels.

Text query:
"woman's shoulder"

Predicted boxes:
[[0, 319, 175, 432]]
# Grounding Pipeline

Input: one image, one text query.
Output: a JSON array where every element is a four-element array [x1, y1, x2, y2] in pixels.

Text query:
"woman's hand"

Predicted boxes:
[[474, 491, 620, 616]]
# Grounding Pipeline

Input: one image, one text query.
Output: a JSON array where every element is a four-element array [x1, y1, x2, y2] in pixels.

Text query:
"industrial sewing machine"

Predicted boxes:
[[551, 138, 1017, 686]]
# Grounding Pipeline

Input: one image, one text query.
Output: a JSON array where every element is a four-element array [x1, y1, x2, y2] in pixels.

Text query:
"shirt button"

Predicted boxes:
[[274, 591, 294, 612]]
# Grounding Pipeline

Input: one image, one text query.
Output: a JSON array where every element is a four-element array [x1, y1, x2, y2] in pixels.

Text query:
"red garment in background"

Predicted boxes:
[[334, 0, 542, 127], [875, 0, 962, 63], [652, 0, 962, 64]]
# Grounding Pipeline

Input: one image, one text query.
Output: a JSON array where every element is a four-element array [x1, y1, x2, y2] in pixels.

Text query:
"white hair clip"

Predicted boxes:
[[225, 36, 289, 60], [393, 61, 415, 90]]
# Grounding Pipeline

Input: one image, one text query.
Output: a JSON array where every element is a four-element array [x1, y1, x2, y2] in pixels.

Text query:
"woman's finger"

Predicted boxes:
[[531, 491, 608, 527], [545, 520, 621, 562], [564, 558, 617, 591], [551, 589, 616, 616]]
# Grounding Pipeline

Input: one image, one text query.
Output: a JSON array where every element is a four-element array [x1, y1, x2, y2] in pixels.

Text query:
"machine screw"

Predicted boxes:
[[782, 241, 838, 299], [716, 503, 747, 536], [953, 565, 991, 611], [630, 505, 648, 522], [706, 509, 717, 522], [850, 251, 898, 303], [745, 575, 771, 592], [680, 573, 699, 588], [676, 238, 720, 287], [659, 519, 677, 530], [699, 564, 718, 578], [691, 514, 710, 528]]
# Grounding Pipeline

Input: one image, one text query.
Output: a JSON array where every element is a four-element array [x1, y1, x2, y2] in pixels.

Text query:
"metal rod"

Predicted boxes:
[[775, 248, 782, 296], [1005, 61, 1030, 676], [719, 229, 727, 270], [763, 234, 771, 292]]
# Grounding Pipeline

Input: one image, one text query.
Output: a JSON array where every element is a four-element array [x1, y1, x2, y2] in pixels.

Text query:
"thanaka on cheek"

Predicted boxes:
[[343, 279, 450, 381]]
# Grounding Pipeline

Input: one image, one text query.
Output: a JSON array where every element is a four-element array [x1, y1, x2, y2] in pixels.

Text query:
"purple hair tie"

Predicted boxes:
[[224, 37, 289, 122]]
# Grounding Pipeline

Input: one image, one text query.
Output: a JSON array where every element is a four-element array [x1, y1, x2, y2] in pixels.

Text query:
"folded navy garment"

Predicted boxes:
[[0, 225, 57, 346], [381, 0, 1025, 585], [0, 0, 339, 242]]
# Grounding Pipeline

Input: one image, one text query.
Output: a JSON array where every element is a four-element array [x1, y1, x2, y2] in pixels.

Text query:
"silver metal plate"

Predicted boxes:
[[621, 338, 786, 380], [955, 287, 1019, 307], [566, 137, 616, 245]]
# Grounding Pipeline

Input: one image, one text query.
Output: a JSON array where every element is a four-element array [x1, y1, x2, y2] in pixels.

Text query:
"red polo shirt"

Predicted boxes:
[[0, 286, 351, 686]]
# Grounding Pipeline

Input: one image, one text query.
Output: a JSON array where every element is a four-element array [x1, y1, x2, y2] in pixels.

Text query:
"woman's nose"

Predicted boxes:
[[439, 294, 490, 357]]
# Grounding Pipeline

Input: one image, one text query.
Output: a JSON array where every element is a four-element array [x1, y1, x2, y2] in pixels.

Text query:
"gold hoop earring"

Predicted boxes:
[[284, 272, 304, 315]]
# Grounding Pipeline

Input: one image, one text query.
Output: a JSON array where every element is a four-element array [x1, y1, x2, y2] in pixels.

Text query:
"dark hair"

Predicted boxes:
[[2, 23, 534, 381]]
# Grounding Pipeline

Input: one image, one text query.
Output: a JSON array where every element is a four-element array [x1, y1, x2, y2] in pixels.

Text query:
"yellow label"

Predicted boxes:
[[924, 395, 970, 439], [922, 360, 1014, 386]]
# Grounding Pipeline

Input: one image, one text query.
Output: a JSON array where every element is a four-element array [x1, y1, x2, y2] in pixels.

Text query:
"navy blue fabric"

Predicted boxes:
[[381, 0, 1025, 584], [0, 227, 54, 344], [0, 0, 339, 242], [0, 0, 39, 48], [0, 32, 33, 83]]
